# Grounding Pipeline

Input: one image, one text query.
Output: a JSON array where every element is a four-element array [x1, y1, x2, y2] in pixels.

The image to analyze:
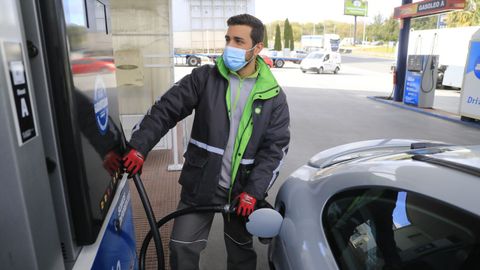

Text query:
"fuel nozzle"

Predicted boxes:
[[224, 196, 239, 214]]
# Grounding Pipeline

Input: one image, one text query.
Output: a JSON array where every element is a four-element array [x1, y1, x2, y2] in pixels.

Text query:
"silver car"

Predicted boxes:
[[248, 139, 480, 270]]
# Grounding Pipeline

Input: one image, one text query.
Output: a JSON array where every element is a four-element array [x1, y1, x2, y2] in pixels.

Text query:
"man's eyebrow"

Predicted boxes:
[[225, 34, 245, 40], [233, 36, 245, 42]]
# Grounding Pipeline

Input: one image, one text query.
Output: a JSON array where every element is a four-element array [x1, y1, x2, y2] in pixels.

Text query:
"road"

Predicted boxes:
[[173, 55, 480, 269], [342, 54, 394, 73], [262, 56, 393, 94]]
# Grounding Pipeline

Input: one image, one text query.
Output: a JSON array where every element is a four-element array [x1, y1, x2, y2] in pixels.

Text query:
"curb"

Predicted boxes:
[[367, 96, 480, 129]]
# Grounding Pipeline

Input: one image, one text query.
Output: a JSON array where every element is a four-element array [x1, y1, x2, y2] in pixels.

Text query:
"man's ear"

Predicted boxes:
[[254, 42, 264, 55]]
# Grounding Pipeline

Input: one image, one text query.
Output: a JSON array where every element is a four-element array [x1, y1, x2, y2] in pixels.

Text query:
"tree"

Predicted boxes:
[[383, 16, 400, 42], [274, 24, 282, 51], [446, 0, 480, 27], [284, 18, 291, 49], [263, 25, 269, 48], [366, 14, 384, 41], [336, 21, 356, 39], [289, 23, 295, 50], [411, 16, 437, 30]]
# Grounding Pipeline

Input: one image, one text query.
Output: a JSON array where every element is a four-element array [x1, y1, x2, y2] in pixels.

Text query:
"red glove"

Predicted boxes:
[[123, 149, 144, 175], [103, 150, 121, 176], [236, 192, 257, 217]]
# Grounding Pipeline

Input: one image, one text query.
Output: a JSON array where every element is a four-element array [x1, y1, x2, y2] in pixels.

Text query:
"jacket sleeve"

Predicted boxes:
[[128, 66, 207, 156], [244, 91, 290, 200]]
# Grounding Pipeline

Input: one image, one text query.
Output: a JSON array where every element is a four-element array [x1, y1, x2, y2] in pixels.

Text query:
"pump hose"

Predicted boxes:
[[132, 174, 165, 270], [139, 204, 235, 270], [421, 57, 435, 94]]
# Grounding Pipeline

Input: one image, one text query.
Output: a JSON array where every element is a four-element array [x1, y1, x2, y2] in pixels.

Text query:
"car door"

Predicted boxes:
[[323, 53, 332, 72]]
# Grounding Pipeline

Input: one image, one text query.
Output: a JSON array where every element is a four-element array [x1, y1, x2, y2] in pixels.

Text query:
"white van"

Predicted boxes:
[[300, 51, 341, 74]]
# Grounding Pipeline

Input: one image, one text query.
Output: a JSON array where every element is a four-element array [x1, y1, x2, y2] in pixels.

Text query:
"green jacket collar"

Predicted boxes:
[[216, 56, 279, 99]]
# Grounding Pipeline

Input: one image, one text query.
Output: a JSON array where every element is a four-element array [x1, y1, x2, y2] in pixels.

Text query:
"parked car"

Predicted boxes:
[[300, 51, 341, 74], [247, 139, 480, 270], [71, 57, 116, 74], [261, 55, 274, 68]]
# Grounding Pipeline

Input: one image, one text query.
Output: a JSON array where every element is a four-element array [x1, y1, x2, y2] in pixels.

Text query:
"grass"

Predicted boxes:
[[346, 45, 397, 59]]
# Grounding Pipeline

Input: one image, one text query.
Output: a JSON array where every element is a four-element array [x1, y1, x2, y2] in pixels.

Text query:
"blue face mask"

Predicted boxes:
[[222, 45, 256, 71]]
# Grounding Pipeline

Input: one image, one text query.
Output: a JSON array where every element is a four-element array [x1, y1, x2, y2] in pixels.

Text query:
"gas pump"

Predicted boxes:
[[459, 28, 480, 121], [1, 0, 137, 269], [403, 34, 439, 108], [1, 2, 282, 270]]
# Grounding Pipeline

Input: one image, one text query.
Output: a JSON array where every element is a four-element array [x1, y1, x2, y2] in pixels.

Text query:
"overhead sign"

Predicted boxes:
[[344, 0, 368, 17], [394, 0, 466, 19]]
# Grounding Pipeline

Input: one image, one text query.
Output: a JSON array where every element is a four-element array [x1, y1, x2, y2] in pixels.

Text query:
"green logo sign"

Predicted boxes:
[[344, 0, 368, 16]]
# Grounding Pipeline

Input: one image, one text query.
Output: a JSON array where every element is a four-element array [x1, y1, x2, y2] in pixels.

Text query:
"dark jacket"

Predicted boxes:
[[129, 57, 290, 205]]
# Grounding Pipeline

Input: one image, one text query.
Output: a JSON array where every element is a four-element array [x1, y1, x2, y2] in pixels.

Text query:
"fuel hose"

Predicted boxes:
[[132, 174, 165, 270], [132, 173, 273, 270], [138, 203, 236, 270], [133, 171, 237, 270]]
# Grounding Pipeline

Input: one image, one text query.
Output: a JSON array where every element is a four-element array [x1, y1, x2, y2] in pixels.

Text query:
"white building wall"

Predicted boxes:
[[172, 0, 255, 51]]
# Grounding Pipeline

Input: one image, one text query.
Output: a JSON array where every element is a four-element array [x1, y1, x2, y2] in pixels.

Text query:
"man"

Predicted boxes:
[[123, 14, 290, 270]]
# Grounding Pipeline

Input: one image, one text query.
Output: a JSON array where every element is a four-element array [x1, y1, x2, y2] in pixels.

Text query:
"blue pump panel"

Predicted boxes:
[[92, 179, 137, 270], [72, 177, 137, 270], [403, 71, 421, 106], [459, 37, 480, 120]]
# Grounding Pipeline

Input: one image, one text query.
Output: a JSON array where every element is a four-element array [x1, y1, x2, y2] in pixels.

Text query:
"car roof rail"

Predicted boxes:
[[412, 154, 480, 177]]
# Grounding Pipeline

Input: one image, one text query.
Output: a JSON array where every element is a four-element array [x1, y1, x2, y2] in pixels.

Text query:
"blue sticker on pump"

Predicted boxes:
[[475, 56, 480, 80], [92, 182, 137, 270], [94, 76, 109, 135], [404, 71, 421, 106], [466, 41, 480, 79]]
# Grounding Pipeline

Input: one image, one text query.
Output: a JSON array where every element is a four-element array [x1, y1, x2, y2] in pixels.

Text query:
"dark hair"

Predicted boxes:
[[227, 14, 264, 45]]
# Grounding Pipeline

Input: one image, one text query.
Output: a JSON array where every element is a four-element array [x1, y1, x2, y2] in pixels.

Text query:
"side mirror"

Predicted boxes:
[[246, 208, 283, 238]]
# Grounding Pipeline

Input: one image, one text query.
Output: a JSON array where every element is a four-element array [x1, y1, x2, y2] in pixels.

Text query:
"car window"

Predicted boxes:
[[324, 54, 330, 61], [323, 188, 480, 270], [307, 53, 324, 59]]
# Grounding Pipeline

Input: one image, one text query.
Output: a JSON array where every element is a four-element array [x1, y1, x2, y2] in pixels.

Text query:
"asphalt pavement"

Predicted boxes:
[[170, 55, 480, 269]]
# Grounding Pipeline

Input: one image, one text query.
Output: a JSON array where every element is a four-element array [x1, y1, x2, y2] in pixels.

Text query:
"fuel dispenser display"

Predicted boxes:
[[403, 54, 439, 108], [37, 0, 138, 268], [37, 0, 128, 246]]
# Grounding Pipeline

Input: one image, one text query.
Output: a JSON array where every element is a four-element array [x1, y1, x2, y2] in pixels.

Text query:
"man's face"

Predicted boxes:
[[225, 25, 263, 60]]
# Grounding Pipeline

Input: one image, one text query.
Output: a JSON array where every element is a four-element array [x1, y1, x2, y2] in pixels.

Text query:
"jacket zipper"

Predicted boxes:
[[227, 85, 280, 206]]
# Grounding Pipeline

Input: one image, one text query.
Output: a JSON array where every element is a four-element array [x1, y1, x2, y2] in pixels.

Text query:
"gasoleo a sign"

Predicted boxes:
[[394, 0, 466, 19]]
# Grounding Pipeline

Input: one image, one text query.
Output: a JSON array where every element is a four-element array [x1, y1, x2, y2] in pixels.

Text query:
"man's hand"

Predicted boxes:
[[103, 150, 121, 176], [236, 192, 257, 217], [123, 149, 144, 175]]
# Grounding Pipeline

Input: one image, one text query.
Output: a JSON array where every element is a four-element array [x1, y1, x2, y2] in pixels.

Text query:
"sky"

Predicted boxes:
[[255, 0, 403, 24]]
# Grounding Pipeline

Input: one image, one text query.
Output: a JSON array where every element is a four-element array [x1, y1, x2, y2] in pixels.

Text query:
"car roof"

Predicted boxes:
[[294, 143, 480, 216], [349, 144, 480, 175]]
